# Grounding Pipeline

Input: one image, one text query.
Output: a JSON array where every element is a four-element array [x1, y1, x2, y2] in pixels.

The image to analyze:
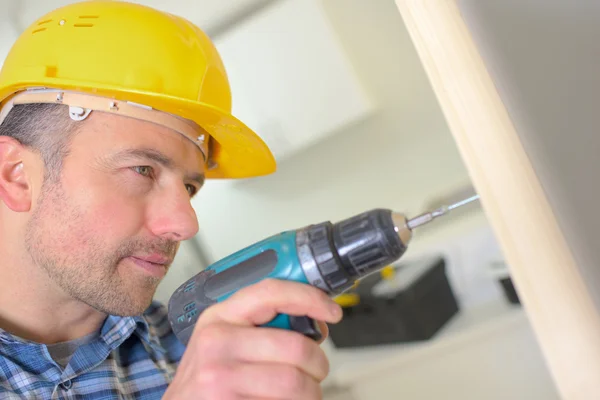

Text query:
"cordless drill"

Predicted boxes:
[[167, 195, 479, 345]]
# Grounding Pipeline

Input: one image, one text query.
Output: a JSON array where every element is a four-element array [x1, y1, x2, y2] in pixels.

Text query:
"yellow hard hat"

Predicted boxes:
[[0, 0, 276, 179]]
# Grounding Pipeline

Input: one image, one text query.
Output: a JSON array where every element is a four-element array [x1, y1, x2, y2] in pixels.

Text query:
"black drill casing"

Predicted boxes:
[[304, 208, 408, 296]]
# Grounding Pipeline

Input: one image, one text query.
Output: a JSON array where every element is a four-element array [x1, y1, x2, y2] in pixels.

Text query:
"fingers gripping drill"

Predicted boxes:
[[167, 195, 480, 345]]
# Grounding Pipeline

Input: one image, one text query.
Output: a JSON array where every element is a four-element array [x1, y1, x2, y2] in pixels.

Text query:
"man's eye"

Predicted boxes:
[[133, 166, 153, 177], [186, 184, 198, 197]]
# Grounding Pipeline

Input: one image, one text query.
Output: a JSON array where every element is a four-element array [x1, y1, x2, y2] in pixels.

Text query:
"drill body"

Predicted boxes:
[[168, 208, 413, 345]]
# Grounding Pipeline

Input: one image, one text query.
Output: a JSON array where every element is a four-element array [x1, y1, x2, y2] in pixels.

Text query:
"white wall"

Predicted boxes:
[[191, 0, 473, 264], [0, 2, 20, 70]]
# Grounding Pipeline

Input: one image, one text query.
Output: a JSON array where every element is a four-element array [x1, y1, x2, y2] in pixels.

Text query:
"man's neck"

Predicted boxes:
[[0, 245, 107, 344]]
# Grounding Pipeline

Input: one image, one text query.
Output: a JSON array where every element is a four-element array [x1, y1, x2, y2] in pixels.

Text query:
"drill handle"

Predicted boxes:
[[167, 231, 323, 345], [167, 269, 322, 344]]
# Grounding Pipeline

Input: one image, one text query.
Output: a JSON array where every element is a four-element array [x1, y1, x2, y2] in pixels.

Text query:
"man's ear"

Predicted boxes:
[[0, 137, 34, 212]]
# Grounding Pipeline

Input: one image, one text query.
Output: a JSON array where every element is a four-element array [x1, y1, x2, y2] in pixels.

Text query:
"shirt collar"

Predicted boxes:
[[101, 314, 166, 355]]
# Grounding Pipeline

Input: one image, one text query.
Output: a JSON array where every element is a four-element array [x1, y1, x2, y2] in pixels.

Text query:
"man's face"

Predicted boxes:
[[24, 112, 204, 316]]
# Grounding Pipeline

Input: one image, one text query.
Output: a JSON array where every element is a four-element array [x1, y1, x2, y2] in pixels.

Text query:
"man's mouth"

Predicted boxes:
[[131, 254, 172, 265], [127, 254, 172, 277]]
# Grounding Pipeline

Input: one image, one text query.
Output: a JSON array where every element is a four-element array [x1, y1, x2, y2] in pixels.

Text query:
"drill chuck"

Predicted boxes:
[[296, 209, 412, 296]]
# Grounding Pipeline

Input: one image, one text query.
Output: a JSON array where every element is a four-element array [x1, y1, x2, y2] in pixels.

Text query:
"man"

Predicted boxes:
[[0, 1, 342, 399]]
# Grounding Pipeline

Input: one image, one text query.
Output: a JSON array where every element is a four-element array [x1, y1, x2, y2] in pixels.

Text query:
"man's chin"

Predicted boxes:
[[80, 289, 157, 317]]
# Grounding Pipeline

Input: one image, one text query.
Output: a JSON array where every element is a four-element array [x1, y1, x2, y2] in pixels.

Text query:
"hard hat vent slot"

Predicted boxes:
[[45, 66, 58, 78], [74, 15, 98, 28], [37, 19, 52, 26], [32, 28, 47, 34]]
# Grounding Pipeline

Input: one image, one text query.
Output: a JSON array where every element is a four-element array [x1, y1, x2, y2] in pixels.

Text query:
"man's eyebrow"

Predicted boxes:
[[113, 148, 205, 186]]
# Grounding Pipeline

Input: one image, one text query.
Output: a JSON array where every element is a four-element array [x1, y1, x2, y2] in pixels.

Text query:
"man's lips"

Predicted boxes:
[[127, 254, 172, 277], [130, 254, 172, 265]]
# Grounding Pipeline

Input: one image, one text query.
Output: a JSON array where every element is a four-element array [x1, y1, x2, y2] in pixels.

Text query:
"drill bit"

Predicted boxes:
[[406, 194, 480, 230]]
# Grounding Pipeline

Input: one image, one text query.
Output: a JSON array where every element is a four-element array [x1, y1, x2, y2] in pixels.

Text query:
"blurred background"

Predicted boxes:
[[0, 0, 560, 398]]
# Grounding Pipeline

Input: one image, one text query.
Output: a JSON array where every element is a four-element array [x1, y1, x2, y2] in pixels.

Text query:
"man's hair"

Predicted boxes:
[[0, 103, 81, 180]]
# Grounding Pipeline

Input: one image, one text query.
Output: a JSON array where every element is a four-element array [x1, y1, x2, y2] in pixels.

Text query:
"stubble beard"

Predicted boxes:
[[24, 178, 176, 316]]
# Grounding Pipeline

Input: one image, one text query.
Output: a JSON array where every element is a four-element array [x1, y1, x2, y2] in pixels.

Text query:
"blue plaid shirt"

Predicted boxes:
[[0, 301, 185, 399]]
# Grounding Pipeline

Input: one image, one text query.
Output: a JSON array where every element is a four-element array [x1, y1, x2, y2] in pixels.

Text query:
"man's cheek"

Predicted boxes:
[[88, 198, 145, 237]]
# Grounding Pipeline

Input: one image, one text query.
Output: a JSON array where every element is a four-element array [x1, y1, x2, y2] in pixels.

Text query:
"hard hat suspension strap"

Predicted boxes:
[[0, 88, 209, 161]]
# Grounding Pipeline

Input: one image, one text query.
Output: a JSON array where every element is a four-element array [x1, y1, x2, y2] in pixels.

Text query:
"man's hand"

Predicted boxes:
[[163, 279, 343, 399]]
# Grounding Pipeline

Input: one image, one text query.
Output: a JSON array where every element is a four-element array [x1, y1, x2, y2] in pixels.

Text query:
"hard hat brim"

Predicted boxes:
[[0, 80, 277, 180]]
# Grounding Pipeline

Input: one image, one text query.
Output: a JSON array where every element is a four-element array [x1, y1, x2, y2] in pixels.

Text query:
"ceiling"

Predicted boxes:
[[2, 0, 270, 36]]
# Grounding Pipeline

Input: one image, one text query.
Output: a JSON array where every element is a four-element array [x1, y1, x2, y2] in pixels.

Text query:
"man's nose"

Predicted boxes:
[[147, 186, 199, 241]]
